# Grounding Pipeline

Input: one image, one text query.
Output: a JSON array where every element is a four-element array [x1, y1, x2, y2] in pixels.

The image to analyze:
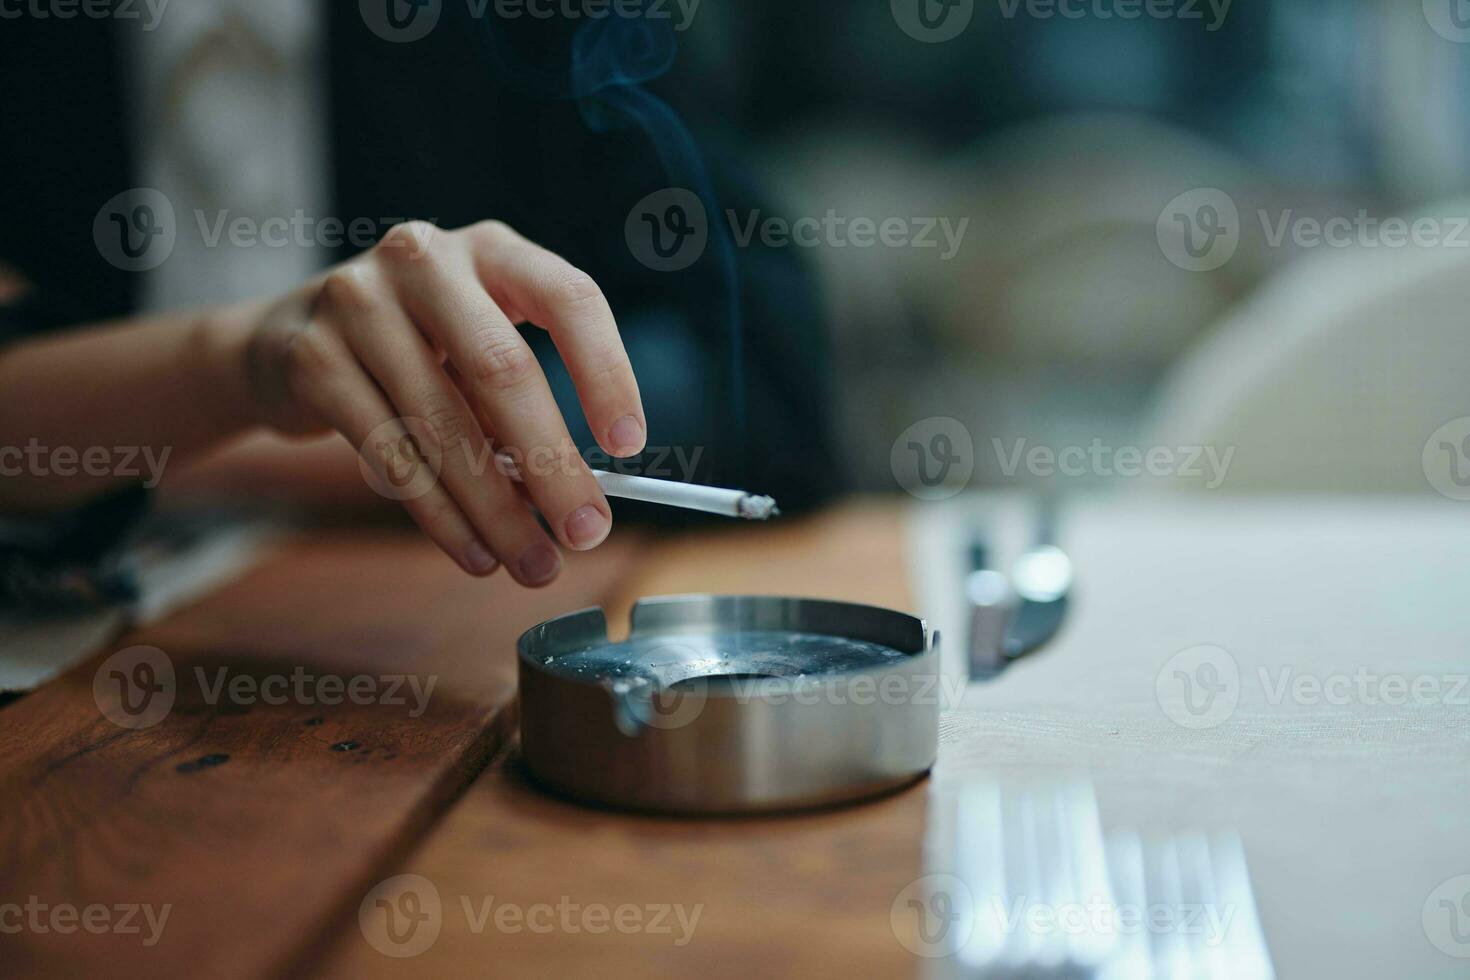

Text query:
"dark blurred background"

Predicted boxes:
[[657, 0, 1470, 495]]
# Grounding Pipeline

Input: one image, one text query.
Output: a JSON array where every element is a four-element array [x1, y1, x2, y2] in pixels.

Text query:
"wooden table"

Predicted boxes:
[[1, 502, 923, 979], [6, 496, 1469, 979]]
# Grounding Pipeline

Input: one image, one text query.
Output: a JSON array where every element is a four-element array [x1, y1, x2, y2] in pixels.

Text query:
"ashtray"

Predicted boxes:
[[517, 594, 940, 814]]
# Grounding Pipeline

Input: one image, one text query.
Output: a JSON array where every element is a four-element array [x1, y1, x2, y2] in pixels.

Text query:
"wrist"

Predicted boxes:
[[188, 302, 267, 435]]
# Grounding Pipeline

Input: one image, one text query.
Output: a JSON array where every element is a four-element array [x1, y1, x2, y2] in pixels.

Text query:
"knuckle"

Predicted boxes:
[[468, 332, 537, 392], [279, 327, 343, 409], [416, 497, 469, 541], [319, 267, 380, 316], [485, 497, 530, 529], [421, 400, 468, 452], [468, 219, 514, 244], [519, 443, 589, 482], [378, 220, 440, 263], [580, 349, 628, 386], [546, 267, 605, 311], [281, 325, 340, 382]]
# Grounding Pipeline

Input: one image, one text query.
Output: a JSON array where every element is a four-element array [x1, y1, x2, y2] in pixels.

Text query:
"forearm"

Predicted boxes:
[[0, 303, 262, 512]]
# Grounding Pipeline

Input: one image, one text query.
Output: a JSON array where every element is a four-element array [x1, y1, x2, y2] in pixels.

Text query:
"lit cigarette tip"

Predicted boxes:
[[738, 495, 780, 521]]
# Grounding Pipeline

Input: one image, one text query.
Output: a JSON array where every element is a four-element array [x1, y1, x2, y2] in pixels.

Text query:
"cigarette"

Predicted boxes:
[[495, 452, 780, 521]]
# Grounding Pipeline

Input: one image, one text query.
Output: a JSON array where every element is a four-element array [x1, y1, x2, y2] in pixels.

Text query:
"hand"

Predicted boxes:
[[241, 220, 646, 586]]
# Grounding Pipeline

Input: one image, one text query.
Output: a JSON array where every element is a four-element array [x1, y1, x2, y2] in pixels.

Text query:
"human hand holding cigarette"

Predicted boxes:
[[239, 219, 646, 587]]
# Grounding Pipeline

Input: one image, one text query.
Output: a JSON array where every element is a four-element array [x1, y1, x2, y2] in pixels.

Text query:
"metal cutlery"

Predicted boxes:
[[927, 781, 1276, 979], [967, 497, 1074, 679]]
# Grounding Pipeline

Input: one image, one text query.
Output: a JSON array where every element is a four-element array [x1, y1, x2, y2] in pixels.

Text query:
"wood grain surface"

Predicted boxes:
[[0, 530, 639, 979]]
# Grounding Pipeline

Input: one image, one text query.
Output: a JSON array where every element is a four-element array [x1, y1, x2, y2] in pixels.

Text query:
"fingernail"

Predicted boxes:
[[608, 415, 645, 457], [464, 541, 498, 575], [518, 544, 562, 585], [563, 505, 611, 551]]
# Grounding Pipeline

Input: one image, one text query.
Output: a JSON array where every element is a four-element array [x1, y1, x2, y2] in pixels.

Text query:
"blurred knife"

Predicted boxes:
[[1002, 496, 1073, 661]]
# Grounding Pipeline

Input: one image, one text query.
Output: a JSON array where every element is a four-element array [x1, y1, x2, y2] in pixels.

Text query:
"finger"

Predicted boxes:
[[444, 363, 538, 510], [281, 304, 498, 578], [466, 221, 646, 459], [332, 274, 565, 588], [378, 224, 613, 554]]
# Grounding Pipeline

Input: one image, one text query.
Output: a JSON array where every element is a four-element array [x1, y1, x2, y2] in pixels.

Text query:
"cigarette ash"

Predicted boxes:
[[737, 495, 780, 521]]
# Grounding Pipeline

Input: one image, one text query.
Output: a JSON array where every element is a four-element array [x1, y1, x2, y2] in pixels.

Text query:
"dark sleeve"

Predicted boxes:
[[0, 291, 150, 611], [518, 118, 842, 520]]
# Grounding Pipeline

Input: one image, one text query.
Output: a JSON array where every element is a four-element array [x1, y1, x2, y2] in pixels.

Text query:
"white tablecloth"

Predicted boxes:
[[909, 494, 1470, 979]]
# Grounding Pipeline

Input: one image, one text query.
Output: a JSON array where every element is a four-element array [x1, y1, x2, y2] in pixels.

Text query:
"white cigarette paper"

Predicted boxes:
[[495, 453, 779, 520]]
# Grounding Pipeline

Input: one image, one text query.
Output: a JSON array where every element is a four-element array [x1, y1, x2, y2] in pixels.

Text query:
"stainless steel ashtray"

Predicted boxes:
[[517, 595, 940, 814]]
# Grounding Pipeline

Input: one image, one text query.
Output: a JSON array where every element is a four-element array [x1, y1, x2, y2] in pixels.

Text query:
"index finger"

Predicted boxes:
[[467, 222, 647, 459]]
